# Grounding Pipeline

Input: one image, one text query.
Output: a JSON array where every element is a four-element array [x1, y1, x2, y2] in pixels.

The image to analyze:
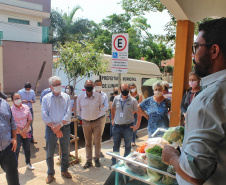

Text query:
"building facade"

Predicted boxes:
[[0, 0, 52, 93]]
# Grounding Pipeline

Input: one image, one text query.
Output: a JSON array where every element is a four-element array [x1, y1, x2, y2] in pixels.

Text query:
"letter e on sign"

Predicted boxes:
[[113, 35, 127, 51]]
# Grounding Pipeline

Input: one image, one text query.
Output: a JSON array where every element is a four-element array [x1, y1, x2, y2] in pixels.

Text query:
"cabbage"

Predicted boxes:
[[163, 126, 184, 145]]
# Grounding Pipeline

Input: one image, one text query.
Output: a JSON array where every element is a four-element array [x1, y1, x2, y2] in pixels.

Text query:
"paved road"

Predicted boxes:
[[0, 97, 147, 173]]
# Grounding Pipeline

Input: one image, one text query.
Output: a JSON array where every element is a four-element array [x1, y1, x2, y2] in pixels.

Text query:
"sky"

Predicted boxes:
[[51, 0, 171, 35]]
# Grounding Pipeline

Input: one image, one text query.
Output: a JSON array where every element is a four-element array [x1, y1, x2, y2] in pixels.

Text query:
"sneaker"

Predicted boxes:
[[100, 152, 105, 158], [110, 137, 113, 142], [27, 163, 34, 170], [83, 161, 93, 169], [94, 159, 101, 167]]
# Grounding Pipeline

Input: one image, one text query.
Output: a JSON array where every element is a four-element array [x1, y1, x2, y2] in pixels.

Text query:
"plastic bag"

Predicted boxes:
[[163, 126, 184, 147], [147, 169, 163, 183], [145, 145, 168, 171], [124, 152, 147, 176], [145, 137, 169, 150]]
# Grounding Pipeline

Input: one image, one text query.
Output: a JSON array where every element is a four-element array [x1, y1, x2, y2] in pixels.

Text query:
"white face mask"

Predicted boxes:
[[130, 88, 136, 93], [189, 81, 198, 88], [66, 89, 70, 94], [53, 86, 61, 93], [14, 99, 22, 106], [154, 90, 162, 97], [26, 90, 30, 93], [95, 86, 102, 92]]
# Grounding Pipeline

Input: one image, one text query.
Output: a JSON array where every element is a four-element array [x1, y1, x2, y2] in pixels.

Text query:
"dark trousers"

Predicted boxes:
[[0, 144, 20, 185], [16, 134, 31, 164], [111, 123, 133, 165], [30, 108, 34, 140]]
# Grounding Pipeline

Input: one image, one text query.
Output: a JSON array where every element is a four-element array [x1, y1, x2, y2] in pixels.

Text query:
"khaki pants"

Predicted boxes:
[[92, 116, 106, 142], [82, 118, 102, 162]]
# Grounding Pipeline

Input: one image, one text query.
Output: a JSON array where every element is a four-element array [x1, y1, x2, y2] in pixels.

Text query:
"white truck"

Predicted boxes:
[[53, 54, 162, 123]]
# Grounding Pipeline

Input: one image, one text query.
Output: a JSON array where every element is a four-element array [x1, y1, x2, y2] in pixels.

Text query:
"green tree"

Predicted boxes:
[[165, 65, 174, 74], [121, 0, 212, 45], [50, 6, 93, 47], [55, 42, 108, 87]]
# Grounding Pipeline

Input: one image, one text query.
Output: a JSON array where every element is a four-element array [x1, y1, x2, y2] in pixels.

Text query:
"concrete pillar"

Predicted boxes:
[[170, 20, 195, 127]]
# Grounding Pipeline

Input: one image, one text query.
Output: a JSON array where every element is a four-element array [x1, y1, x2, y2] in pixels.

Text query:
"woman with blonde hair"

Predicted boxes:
[[129, 83, 142, 146]]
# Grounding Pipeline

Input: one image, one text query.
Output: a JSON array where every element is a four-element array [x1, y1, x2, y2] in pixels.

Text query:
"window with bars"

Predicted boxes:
[[8, 18, 29, 25]]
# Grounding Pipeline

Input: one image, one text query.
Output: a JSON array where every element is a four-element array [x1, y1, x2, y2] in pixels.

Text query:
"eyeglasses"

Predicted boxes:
[[192, 43, 212, 54], [51, 83, 62, 87]]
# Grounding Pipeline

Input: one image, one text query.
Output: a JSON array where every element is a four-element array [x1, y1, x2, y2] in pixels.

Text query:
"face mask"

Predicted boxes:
[[114, 91, 118, 95], [85, 86, 93, 92], [95, 86, 102, 92], [154, 90, 162, 97], [14, 99, 22, 106], [66, 89, 70, 94], [121, 90, 129, 96], [130, 88, 136, 93], [189, 81, 198, 88], [26, 90, 30, 93], [53, 86, 61, 93]]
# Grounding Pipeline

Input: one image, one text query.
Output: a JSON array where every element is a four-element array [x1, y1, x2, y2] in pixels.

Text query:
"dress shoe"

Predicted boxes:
[[83, 161, 93, 169], [46, 175, 54, 184], [61, 171, 72, 179], [95, 159, 101, 167], [100, 152, 105, 158]]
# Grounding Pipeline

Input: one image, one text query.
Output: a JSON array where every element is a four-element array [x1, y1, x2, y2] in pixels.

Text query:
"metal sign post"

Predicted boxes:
[[112, 33, 129, 88]]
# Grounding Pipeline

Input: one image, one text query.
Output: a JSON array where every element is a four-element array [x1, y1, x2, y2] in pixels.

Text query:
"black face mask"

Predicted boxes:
[[85, 86, 93, 92], [121, 90, 129, 96], [114, 91, 118, 95]]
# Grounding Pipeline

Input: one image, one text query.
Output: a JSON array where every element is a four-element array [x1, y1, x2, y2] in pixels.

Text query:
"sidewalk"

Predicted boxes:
[[0, 129, 148, 185]]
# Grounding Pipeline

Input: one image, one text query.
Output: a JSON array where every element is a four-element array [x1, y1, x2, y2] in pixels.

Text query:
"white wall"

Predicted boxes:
[[0, 12, 42, 43]]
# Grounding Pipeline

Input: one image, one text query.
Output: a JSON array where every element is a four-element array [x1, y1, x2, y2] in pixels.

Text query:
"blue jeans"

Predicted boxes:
[[16, 134, 31, 164], [45, 125, 70, 175], [0, 144, 20, 185], [30, 108, 34, 140], [109, 112, 113, 138], [111, 123, 133, 165], [132, 114, 138, 143]]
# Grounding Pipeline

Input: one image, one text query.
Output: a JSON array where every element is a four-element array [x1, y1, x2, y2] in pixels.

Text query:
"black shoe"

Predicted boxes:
[[83, 162, 93, 169], [94, 159, 101, 167], [100, 152, 105, 158]]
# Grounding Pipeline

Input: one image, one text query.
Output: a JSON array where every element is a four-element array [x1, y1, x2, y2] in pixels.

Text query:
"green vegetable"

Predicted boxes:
[[146, 145, 168, 171], [163, 126, 184, 144], [161, 175, 178, 185], [167, 165, 176, 175], [146, 145, 163, 156], [147, 169, 163, 183]]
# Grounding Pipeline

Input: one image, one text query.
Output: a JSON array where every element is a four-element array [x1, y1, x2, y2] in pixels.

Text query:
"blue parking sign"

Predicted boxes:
[[112, 52, 118, 58]]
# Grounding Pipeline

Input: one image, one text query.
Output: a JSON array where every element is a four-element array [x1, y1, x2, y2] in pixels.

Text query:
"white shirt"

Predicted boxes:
[[97, 91, 109, 117], [77, 91, 102, 121], [177, 69, 226, 185]]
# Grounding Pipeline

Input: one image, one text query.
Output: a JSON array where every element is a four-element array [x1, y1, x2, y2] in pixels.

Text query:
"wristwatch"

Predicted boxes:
[[59, 122, 64, 127]]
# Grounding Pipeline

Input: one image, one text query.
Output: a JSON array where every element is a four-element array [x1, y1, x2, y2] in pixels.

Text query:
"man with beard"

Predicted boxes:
[[162, 18, 226, 185], [77, 80, 102, 169]]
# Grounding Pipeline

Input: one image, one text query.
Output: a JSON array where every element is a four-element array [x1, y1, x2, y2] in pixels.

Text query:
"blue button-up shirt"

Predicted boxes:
[[40, 88, 52, 104], [0, 98, 17, 151], [42, 92, 71, 125], [18, 88, 36, 109]]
